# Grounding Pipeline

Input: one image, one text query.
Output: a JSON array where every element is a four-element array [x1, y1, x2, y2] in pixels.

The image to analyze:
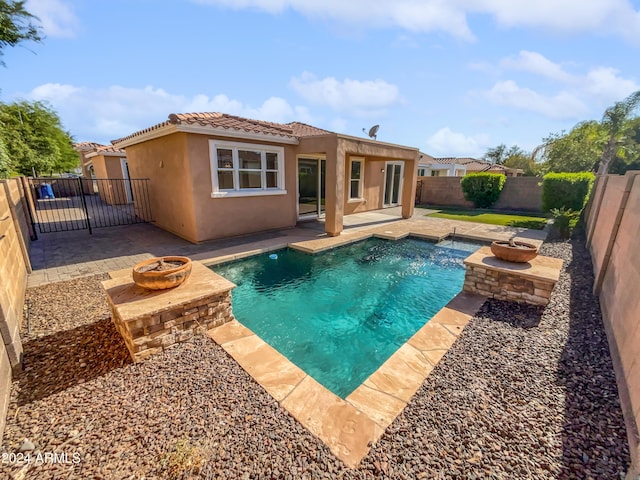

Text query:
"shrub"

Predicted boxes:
[[550, 207, 581, 239], [541, 172, 595, 212], [460, 173, 506, 208]]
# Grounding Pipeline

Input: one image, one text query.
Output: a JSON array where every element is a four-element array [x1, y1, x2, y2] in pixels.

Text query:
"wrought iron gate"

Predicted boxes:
[[25, 177, 153, 234]]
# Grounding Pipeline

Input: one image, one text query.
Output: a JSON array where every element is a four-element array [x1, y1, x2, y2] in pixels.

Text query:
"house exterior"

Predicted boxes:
[[417, 155, 523, 177], [112, 113, 419, 243], [417, 153, 466, 177], [73, 142, 132, 205]]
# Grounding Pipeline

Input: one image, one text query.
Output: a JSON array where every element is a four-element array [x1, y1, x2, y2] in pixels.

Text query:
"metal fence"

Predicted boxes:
[[25, 177, 153, 234]]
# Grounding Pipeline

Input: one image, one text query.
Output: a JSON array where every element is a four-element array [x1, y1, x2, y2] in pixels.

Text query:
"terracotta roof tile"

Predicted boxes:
[[112, 113, 335, 145], [74, 141, 105, 151], [95, 145, 125, 154]]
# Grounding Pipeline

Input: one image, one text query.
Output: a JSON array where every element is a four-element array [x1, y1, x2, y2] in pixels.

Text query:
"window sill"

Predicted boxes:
[[347, 198, 365, 203], [211, 189, 288, 198]]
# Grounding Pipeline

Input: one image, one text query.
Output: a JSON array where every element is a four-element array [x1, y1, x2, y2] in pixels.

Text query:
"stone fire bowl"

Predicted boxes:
[[132, 256, 192, 290], [490, 240, 539, 263]]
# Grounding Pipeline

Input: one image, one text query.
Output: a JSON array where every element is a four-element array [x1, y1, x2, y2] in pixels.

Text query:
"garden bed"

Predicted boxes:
[[1, 237, 629, 479]]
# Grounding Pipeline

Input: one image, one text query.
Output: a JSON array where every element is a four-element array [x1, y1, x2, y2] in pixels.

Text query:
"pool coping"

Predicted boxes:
[[204, 232, 490, 467], [207, 291, 484, 468]]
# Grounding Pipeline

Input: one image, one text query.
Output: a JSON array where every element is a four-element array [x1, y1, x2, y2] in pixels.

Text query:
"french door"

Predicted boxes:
[[383, 162, 403, 207], [297, 157, 326, 218]]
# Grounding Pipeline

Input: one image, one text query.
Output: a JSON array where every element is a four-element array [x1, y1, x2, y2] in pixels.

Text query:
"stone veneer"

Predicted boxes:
[[102, 261, 235, 362], [463, 246, 562, 306]]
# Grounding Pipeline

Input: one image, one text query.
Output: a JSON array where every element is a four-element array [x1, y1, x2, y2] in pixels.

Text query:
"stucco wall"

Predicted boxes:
[[188, 135, 299, 241], [417, 176, 472, 208], [493, 177, 542, 211], [585, 171, 640, 477], [0, 178, 31, 444], [125, 133, 198, 242], [417, 176, 542, 211]]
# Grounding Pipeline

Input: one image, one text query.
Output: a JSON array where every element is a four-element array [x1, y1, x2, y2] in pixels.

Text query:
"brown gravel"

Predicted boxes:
[[1, 236, 630, 479]]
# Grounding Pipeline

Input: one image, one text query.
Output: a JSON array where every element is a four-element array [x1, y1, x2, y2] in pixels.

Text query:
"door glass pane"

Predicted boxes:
[[239, 171, 261, 188], [298, 159, 318, 216], [320, 160, 326, 214], [384, 166, 393, 205], [392, 164, 402, 204]]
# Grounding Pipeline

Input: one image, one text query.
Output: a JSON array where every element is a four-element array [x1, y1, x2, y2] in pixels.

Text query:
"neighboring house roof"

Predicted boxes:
[[75, 142, 126, 159], [419, 155, 468, 166], [112, 113, 335, 147], [74, 141, 104, 152]]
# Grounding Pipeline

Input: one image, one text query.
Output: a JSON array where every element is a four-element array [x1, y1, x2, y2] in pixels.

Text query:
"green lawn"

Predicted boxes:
[[424, 207, 549, 230]]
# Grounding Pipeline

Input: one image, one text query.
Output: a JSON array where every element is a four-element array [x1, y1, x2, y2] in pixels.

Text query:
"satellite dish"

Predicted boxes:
[[362, 124, 379, 140]]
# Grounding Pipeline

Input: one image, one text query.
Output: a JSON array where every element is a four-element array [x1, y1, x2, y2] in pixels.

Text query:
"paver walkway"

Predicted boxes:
[[27, 207, 547, 286]]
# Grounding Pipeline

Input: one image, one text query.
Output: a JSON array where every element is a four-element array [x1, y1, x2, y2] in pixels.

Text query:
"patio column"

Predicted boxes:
[[401, 156, 417, 219], [324, 145, 345, 236]]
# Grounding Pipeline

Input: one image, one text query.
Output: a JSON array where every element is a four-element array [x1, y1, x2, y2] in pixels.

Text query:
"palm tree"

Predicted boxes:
[[597, 90, 640, 175]]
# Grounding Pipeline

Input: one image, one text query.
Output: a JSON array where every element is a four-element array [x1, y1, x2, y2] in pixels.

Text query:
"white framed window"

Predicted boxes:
[[209, 140, 286, 197], [349, 157, 364, 201]]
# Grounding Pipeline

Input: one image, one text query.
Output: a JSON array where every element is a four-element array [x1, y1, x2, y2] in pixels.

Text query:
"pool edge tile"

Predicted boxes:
[[207, 319, 254, 345], [212, 332, 306, 402], [363, 343, 434, 403], [282, 375, 383, 468], [346, 384, 407, 429]]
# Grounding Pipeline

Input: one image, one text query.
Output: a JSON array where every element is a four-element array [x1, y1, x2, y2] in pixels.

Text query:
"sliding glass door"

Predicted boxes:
[[383, 162, 403, 207], [298, 158, 326, 218]]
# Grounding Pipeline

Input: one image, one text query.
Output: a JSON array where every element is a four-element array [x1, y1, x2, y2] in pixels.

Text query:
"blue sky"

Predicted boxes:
[[2, 0, 639, 157]]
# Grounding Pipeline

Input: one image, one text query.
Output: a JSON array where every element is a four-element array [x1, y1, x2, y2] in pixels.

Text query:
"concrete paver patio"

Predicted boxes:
[[27, 207, 547, 286]]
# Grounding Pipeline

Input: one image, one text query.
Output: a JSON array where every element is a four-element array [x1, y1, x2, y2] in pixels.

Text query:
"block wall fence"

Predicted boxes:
[[416, 176, 543, 211], [584, 170, 640, 478], [0, 178, 33, 444]]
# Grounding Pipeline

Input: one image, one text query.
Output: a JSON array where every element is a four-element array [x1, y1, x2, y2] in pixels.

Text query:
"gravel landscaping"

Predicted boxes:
[[1, 236, 629, 479]]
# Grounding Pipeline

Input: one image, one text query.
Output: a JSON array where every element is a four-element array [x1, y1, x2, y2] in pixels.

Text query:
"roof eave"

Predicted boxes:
[[114, 123, 300, 148]]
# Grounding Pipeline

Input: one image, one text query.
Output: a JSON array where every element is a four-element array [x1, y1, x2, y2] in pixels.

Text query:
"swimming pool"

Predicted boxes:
[[213, 237, 480, 398]]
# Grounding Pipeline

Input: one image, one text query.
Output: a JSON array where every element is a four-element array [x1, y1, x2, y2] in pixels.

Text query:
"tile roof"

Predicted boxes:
[[112, 113, 335, 145], [74, 141, 105, 152], [420, 156, 474, 165], [95, 145, 126, 154]]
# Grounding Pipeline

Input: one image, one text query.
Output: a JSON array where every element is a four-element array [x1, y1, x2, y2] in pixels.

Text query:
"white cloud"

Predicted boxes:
[[481, 52, 640, 119], [195, 0, 474, 40], [499, 51, 573, 83], [290, 72, 400, 117], [582, 67, 640, 101], [474, 0, 640, 45], [25, 83, 307, 142], [193, 0, 640, 44], [426, 127, 490, 157], [26, 0, 80, 38], [484, 80, 588, 119]]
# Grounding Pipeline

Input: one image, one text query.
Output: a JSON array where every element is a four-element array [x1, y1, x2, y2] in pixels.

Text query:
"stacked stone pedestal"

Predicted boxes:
[[103, 261, 235, 362], [463, 246, 562, 306]]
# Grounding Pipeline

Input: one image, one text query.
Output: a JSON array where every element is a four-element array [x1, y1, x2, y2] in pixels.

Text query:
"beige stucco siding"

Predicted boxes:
[[125, 133, 198, 242], [187, 135, 299, 241]]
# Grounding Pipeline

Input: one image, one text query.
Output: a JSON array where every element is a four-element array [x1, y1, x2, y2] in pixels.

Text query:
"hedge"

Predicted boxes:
[[460, 173, 506, 208], [541, 172, 595, 212]]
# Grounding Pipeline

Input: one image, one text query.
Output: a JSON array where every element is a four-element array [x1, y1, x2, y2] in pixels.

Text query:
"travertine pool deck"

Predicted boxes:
[[201, 218, 546, 466], [48, 209, 547, 467], [208, 292, 485, 468], [27, 207, 546, 286]]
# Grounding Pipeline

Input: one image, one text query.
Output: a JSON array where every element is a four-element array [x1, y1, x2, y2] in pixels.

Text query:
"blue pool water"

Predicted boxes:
[[213, 237, 480, 398]]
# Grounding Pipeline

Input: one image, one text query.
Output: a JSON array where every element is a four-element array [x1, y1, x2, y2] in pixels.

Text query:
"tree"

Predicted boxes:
[[0, 0, 43, 66], [534, 121, 606, 173], [503, 152, 537, 176], [0, 100, 77, 176], [483, 144, 507, 164], [597, 90, 640, 175]]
